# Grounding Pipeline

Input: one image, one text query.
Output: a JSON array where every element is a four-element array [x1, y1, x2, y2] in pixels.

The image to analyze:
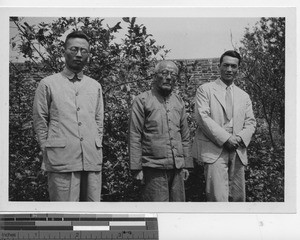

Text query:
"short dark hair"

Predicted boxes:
[[64, 31, 90, 48], [220, 50, 241, 66]]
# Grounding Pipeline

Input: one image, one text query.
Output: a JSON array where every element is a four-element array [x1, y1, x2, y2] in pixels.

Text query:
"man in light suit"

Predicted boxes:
[[192, 50, 256, 202], [33, 31, 104, 201]]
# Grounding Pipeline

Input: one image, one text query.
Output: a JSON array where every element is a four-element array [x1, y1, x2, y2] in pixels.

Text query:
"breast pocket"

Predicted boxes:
[[81, 91, 99, 113]]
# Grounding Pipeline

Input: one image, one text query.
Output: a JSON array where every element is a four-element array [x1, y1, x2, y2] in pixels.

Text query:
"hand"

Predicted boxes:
[[134, 170, 144, 184], [182, 169, 190, 181], [232, 135, 245, 148], [40, 144, 46, 153], [39, 146, 46, 157], [224, 135, 240, 151], [236, 135, 245, 147]]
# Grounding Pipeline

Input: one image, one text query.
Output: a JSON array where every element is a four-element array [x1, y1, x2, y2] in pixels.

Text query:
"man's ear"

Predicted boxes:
[[62, 46, 66, 56]]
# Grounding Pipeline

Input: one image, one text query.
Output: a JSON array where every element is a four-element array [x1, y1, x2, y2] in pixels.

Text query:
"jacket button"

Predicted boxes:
[[77, 107, 80, 111], [80, 137, 84, 141], [75, 92, 79, 96], [78, 122, 82, 126]]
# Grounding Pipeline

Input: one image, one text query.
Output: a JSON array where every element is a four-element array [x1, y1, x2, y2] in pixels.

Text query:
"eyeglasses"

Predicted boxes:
[[67, 47, 89, 56], [158, 70, 178, 78]]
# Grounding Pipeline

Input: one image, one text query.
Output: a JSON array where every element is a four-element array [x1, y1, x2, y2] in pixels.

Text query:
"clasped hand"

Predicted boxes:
[[223, 135, 243, 151]]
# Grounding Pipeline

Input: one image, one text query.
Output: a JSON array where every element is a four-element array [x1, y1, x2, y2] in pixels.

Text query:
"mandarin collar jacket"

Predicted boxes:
[[33, 68, 104, 172], [129, 88, 193, 170]]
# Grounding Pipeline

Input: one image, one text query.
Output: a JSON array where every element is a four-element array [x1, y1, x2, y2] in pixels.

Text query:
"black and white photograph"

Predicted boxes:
[[0, 2, 298, 239], [7, 16, 286, 203]]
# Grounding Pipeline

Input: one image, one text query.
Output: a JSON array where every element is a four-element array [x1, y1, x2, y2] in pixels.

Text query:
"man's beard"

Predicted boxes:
[[157, 87, 172, 97], [153, 78, 173, 97]]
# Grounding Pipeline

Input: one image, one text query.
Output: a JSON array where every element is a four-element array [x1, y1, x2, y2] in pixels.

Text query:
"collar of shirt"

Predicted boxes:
[[61, 67, 84, 81], [218, 78, 234, 91]]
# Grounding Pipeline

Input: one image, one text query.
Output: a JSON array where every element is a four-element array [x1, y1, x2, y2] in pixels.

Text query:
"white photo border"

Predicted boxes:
[[0, 6, 296, 214]]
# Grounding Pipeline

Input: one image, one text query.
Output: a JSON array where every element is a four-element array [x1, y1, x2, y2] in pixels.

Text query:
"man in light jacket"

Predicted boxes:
[[33, 31, 104, 201], [192, 50, 256, 202]]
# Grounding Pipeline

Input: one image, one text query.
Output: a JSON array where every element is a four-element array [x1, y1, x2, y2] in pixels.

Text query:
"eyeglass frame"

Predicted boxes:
[[157, 70, 178, 78], [67, 46, 90, 56]]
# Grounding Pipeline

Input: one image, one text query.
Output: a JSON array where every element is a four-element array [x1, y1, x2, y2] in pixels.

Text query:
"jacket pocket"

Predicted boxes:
[[197, 134, 211, 142], [44, 138, 67, 168], [150, 137, 167, 159], [95, 137, 103, 162], [44, 139, 66, 148]]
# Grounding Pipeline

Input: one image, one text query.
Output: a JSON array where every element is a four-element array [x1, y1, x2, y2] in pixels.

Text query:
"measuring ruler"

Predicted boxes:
[[0, 213, 158, 239]]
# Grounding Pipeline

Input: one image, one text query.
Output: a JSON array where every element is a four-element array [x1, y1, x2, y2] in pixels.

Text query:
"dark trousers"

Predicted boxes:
[[142, 168, 185, 202]]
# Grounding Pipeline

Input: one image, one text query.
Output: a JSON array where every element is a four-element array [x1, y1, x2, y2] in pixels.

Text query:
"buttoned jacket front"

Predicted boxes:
[[129, 88, 193, 170], [192, 78, 256, 165], [33, 68, 104, 172]]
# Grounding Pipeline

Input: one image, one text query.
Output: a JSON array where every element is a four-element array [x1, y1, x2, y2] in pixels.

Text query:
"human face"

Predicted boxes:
[[219, 56, 239, 85], [154, 62, 178, 95], [64, 38, 90, 73]]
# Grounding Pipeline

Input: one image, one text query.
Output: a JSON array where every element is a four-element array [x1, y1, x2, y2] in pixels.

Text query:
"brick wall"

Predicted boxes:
[[11, 58, 222, 88], [176, 58, 220, 86]]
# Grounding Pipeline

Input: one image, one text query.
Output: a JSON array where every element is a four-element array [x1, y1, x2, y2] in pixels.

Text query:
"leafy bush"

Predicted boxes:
[[9, 17, 284, 202], [246, 125, 284, 202]]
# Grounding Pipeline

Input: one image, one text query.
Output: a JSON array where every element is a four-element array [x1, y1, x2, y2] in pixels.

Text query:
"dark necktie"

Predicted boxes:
[[225, 86, 233, 120]]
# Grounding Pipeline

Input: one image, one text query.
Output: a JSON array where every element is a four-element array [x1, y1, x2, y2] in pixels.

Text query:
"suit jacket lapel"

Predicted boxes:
[[233, 85, 242, 114], [233, 85, 243, 132], [213, 79, 226, 111]]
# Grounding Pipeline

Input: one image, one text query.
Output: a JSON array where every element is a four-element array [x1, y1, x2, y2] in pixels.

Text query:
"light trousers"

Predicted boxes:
[[47, 171, 102, 202], [204, 149, 245, 202]]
